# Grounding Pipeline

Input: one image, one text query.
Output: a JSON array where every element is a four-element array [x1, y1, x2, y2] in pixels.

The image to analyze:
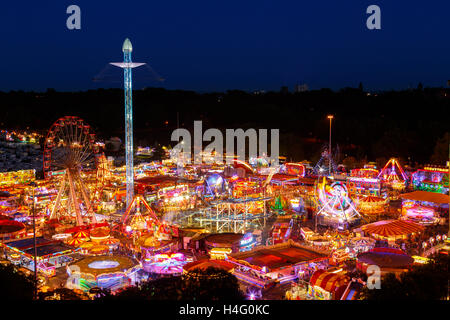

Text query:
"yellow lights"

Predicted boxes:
[[0, 169, 35, 186], [423, 166, 448, 173], [327, 115, 334, 120], [2, 130, 42, 143], [412, 256, 430, 264], [210, 248, 232, 254], [209, 247, 232, 260], [9, 253, 21, 260]]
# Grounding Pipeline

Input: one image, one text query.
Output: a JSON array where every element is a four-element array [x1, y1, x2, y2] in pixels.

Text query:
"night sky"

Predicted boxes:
[[1, 1, 450, 92]]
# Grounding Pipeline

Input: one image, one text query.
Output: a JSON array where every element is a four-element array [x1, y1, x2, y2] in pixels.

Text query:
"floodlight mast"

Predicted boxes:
[[110, 38, 145, 210]]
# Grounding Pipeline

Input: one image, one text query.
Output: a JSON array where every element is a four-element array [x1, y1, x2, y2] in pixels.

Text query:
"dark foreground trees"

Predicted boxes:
[[38, 288, 89, 300], [0, 263, 35, 300], [362, 253, 450, 300], [98, 267, 245, 300]]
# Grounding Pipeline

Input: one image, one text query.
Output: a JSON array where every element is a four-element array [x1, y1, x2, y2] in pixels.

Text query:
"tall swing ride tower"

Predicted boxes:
[[111, 39, 145, 209]]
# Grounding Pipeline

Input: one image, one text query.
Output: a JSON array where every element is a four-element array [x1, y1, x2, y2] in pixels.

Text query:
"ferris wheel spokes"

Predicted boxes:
[[44, 116, 103, 227], [315, 178, 361, 228]]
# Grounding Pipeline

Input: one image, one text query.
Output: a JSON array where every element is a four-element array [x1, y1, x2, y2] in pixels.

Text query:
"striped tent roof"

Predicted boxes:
[[360, 195, 385, 204], [351, 237, 375, 246], [67, 237, 86, 247], [400, 191, 449, 204], [102, 237, 120, 246], [73, 230, 90, 239], [333, 232, 348, 240], [361, 220, 424, 238], [309, 270, 349, 293]]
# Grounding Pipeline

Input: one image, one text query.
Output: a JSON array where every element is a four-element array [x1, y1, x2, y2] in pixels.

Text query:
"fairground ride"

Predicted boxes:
[[315, 178, 363, 230], [43, 116, 104, 226]]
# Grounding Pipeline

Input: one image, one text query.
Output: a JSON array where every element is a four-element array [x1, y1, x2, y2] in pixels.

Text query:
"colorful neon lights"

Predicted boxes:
[[315, 178, 361, 224]]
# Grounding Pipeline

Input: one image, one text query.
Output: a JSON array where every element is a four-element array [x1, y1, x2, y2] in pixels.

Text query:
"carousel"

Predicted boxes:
[[355, 195, 387, 219], [361, 219, 424, 242]]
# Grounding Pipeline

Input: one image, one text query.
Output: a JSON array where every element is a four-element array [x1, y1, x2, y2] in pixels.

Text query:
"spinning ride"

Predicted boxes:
[[313, 146, 339, 175], [43, 116, 102, 226], [121, 195, 160, 233], [378, 158, 407, 189], [315, 178, 362, 229], [401, 205, 438, 225], [143, 252, 187, 275], [203, 174, 228, 199]]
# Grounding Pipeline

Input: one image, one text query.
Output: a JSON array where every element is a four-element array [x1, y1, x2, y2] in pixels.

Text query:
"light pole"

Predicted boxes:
[[327, 115, 334, 176], [110, 38, 145, 210], [314, 170, 325, 233], [30, 182, 38, 300]]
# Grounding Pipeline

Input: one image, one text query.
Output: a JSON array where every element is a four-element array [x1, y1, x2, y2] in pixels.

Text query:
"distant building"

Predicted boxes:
[[280, 86, 289, 94], [294, 83, 309, 93], [253, 90, 265, 95]]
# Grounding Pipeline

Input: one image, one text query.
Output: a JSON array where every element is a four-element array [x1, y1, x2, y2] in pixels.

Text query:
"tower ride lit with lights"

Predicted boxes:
[[111, 39, 145, 209]]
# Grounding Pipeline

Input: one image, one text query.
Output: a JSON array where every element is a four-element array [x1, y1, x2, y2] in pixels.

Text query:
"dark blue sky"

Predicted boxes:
[[1, 1, 449, 92]]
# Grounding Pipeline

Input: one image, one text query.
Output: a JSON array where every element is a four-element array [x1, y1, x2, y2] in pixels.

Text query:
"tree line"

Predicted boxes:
[[0, 87, 448, 165]]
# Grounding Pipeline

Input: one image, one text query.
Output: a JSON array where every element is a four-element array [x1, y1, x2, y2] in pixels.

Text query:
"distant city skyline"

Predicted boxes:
[[1, 1, 450, 92]]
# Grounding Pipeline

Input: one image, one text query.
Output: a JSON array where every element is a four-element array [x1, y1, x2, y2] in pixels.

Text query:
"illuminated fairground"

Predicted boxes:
[[0, 113, 449, 302], [0, 42, 448, 302], [0, 126, 448, 301], [3, 0, 450, 309]]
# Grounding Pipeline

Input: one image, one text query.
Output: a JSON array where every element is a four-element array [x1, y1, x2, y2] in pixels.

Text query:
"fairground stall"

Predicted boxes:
[[411, 165, 449, 194], [203, 232, 257, 255], [0, 169, 35, 186], [399, 191, 449, 225], [66, 255, 142, 292], [347, 166, 386, 198], [135, 175, 199, 213], [227, 240, 329, 288], [307, 269, 350, 300], [1, 236, 78, 276]]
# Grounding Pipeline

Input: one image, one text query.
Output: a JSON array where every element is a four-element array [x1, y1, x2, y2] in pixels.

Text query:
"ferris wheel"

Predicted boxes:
[[315, 178, 361, 224], [43, 116, 103, 226]]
